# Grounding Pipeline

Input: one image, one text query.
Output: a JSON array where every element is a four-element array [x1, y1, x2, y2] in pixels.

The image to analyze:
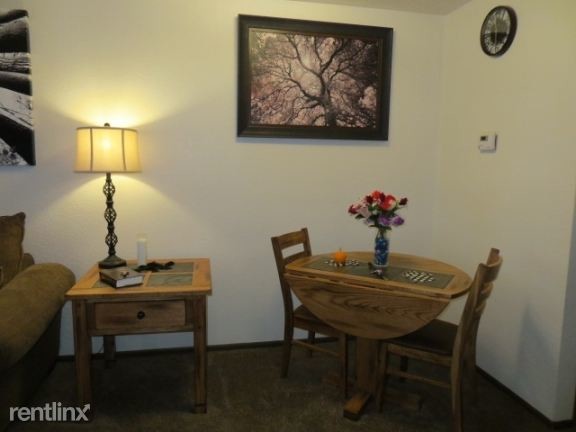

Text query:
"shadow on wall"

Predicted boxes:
[[516, 307, 560, 420], [557, 188, 576, 421]]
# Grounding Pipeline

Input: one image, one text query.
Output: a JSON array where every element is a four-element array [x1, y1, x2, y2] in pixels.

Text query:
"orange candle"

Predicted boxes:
[[333, 249, 347, 265]]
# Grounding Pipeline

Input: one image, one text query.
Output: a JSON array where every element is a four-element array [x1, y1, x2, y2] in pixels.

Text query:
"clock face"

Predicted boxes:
[[480, 6, 517, 56]]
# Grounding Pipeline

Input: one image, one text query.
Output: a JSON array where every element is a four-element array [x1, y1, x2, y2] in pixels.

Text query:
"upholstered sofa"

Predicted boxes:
[[0, 213, 75, 430]]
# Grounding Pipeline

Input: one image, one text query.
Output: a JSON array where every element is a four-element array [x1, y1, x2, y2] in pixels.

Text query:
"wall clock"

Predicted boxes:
[[480, 6, 517, 57]]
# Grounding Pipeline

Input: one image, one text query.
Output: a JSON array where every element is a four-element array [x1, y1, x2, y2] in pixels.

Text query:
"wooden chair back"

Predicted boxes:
[[453, 248, 502, 366], [271, 228, 312, 317]]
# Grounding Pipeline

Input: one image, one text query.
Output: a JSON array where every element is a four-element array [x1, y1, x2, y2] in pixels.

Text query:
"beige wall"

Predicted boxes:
[[435, 0, 576, 421], [1, 0, 574, 422]]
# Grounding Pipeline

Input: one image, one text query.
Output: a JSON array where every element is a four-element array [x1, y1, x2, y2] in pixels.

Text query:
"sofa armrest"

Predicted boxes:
[[0, 263, 75, 370], [20, 253, 35, 271]]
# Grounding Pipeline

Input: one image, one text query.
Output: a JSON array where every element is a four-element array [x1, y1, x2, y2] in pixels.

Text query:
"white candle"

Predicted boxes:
[[137, 235, 148, 266]]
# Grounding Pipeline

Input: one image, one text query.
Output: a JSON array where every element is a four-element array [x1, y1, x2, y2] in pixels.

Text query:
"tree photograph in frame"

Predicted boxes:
[[237, 15, 393, 141], [0, 10, 35, 166]]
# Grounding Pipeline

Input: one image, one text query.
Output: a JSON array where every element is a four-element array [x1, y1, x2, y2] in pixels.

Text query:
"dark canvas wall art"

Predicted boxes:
[[237, 15, 393, 141], [0, 9, 34, 166]]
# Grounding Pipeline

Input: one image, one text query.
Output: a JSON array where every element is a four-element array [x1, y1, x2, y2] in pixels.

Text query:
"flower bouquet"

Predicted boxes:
[[348, 190, 408, 267]]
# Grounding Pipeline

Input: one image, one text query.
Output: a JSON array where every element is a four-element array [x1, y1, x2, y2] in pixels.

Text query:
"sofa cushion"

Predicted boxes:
[[0, 212, 25, 288], [0, 263, 75, 370]]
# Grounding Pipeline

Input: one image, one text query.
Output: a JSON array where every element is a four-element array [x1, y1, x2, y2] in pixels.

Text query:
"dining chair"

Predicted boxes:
[[271, 228, 348, 397], [377, 248, 503, 432]]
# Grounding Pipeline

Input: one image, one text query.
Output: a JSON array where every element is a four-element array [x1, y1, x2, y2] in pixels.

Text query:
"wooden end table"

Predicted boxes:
[[65, 258, 212, 415]]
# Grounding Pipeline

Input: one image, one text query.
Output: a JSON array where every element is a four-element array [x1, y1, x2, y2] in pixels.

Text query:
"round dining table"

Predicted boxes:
[[285, 251, 471, 420]]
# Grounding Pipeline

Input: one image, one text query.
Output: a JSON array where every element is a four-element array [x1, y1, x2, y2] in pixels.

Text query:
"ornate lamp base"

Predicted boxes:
[[98, 254, 127, 269], [98, 172, 126, 269]]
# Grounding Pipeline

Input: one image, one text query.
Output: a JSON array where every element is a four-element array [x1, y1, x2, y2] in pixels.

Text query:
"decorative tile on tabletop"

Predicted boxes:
[[305, 259, 453, 289], [148, 273, 193, 287]]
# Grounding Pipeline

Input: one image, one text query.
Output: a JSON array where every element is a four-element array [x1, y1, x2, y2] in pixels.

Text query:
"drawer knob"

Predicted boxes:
[[137, 311, 146, 320]]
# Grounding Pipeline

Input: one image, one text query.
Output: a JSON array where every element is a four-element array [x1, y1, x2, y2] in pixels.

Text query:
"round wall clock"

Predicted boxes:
[[480, 6, 517, 57]]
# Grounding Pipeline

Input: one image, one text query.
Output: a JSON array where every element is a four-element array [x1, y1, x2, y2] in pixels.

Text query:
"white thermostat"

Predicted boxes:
[[479, 133, 498, 153]]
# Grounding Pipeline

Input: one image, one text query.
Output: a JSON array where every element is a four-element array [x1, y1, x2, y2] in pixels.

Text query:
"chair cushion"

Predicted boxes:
[[0, 213, 25, 288], [390, 319, 457, 356]]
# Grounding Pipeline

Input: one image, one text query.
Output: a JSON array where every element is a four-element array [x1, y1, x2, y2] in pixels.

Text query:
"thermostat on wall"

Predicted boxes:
[[479, 133, 497, 152]]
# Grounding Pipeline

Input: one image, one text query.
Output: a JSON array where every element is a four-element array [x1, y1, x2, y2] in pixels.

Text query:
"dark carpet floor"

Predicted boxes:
[[6, 344, 574, 432]]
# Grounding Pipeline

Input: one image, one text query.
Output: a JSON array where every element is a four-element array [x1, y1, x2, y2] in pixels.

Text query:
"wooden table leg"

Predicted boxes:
[[103, 335, 116, 367], [192, 296, 207, 413], [343, 337, 379, 421], [72, 300, 93, 412]]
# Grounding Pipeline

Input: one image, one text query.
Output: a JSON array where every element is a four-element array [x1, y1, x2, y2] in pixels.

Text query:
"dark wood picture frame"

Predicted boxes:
[[237, 15, 393, 141]]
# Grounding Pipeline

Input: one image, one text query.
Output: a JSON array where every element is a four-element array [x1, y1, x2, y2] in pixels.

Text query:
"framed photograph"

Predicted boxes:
[[0, 10, 35, 166], [238, 15, 393, 141]]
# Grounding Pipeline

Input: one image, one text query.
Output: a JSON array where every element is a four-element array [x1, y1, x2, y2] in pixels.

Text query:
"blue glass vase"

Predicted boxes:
[[373, 229, 390, 267]]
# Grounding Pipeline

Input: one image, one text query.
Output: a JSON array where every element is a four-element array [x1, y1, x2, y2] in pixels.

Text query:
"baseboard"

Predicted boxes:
[[477, 367, 574, 429], [57, 337, 337, 361]]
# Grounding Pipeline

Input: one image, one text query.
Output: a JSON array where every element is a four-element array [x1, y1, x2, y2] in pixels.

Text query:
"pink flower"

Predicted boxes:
[[358, 206, 371, 218]]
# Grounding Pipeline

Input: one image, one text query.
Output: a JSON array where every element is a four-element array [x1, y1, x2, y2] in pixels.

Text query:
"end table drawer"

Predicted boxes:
[[93, 300, 186, 332]]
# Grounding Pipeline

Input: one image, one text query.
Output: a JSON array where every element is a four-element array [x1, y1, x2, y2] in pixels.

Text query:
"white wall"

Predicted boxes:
[[435, 0, 576, 421], [0, 1, 443, 353]]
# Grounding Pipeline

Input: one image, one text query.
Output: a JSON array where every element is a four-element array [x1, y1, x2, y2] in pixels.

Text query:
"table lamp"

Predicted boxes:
[[75, 123, 141, 268]]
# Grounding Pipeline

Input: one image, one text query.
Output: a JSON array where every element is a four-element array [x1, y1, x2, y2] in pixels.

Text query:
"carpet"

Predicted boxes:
[[5, 344, 570, 432]]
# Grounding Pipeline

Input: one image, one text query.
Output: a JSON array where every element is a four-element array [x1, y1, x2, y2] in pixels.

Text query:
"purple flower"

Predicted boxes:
[[378, 215, 392, 227], [391, 216, 405, 227]]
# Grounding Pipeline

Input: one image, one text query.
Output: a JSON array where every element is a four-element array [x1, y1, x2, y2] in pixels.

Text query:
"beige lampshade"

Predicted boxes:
[[75, 125, 141, 173]]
